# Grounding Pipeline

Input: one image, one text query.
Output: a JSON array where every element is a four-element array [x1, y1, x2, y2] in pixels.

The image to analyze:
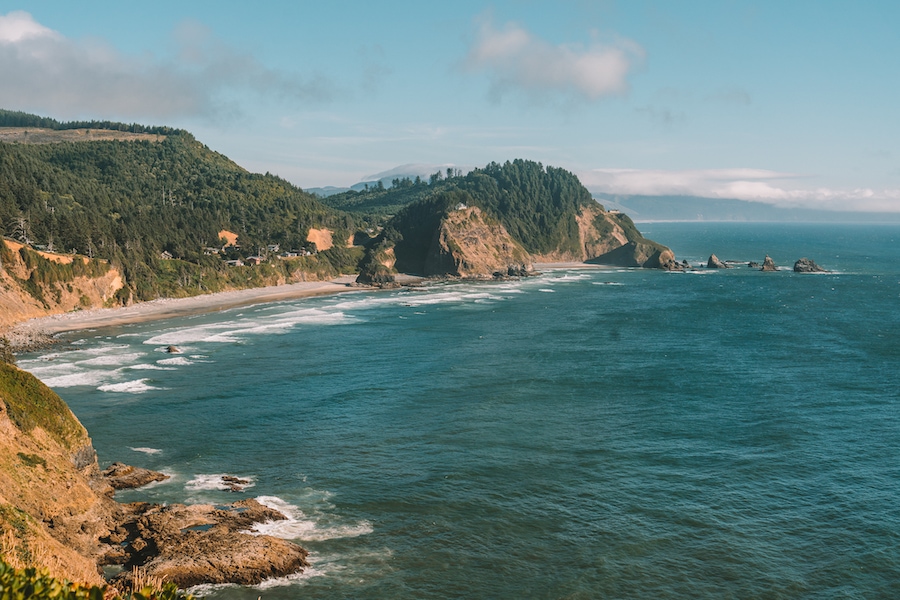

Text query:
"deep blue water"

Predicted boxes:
[[20, 223, 900, 599]]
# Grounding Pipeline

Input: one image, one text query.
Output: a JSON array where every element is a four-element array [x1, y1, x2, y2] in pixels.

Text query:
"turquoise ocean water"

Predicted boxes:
[[19, 223, 900, 599]]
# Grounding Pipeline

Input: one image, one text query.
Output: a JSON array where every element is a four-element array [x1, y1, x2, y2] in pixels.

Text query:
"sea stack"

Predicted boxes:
[[793, 258, 828, 273], [760, 255, 778, 271], [707, 254, 730, 269]]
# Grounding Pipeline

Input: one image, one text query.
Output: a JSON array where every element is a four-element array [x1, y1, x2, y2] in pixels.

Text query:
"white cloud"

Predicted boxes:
[[0, 11, 334, 121], [465, 18, 643, 102], [579, 168, 900, 212]]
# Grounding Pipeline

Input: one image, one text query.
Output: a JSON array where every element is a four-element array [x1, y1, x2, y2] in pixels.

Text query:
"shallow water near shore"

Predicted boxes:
[[20, 223, 900, 598]]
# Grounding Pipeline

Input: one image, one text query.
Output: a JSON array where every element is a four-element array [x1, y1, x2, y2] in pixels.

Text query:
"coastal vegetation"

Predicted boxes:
[[0, 112, 361, 302]]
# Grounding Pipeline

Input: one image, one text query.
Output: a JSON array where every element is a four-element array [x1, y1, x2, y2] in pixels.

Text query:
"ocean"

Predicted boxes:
[[19, 222, 900, 599]]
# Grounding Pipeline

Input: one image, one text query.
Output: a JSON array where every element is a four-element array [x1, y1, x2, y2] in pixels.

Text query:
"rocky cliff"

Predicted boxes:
[[0, 239, 124, 334], [423, 206, 531, 278], [0, 362, 309, 589]]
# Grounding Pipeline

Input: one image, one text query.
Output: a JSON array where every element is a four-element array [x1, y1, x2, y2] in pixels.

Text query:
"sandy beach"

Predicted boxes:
[[5, 276, 366, 345], [3, 265, 596, 348]]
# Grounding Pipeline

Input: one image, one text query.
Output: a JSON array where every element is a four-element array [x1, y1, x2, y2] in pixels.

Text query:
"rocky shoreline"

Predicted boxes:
[[95, 462, 309, 589]]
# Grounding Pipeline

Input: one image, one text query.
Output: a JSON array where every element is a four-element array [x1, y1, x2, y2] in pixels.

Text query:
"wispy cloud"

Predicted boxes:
[[579, 167, 900, 212], [464, 17, 644, 103], [0, 11, 335, 121]]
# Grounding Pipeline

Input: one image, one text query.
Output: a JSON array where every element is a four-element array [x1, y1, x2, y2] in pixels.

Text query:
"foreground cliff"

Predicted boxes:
[[0, 362, 308, 590], [357, 160, 677, 284]]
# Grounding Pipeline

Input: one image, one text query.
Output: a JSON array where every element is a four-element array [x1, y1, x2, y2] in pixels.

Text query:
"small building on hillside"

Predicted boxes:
[[160, 250, 174, 260], [225, 259, 244, 267], [245, 255, 264, 266]]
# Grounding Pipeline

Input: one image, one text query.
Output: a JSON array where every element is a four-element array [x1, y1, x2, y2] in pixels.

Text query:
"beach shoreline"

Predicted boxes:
[[3, 276, 369, 349], [2, 263, 602, 350]]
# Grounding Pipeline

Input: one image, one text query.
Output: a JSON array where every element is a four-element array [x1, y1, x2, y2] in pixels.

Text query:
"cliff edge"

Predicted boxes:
[[0, 362, 308, 589]]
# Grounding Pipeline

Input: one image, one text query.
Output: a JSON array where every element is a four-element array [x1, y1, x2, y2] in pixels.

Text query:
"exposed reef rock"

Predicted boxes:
[[760, 255, 778, 271], [793, 257, 828, 273], [707, 254, 730, 269], [748, 261, 760, 269], [101, 462, 169, 490], [106, 499, 308, 588]]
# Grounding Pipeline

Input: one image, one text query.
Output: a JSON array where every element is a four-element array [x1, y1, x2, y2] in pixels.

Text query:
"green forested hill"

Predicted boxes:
[[0, 122, 359, 301], [324, 159, 596, 255]]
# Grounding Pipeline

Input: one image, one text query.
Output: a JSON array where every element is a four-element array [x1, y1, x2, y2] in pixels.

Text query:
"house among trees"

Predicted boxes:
[[159, 250, 174, 260], [245, 255, 264, 266], [224, 259, 244, 267]]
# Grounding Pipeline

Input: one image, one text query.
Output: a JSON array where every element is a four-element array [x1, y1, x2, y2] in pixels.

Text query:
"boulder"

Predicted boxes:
[[760, 255, 778, 271], [102, 462, 169, 490], [794, 257, 828, 273], [707, 254, 730, 269]]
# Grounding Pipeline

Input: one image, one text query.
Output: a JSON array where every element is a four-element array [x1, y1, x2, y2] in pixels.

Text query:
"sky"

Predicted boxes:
[[1, 1, 899, 211]]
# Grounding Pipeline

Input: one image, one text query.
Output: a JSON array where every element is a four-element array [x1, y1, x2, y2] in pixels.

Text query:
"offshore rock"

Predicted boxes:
[[748, 261, 760, 269], [108, 499, 308, 588], [760, 255, 778, 271], [794, 257, 828, 273], [707, 254, 730, 269], [102, 462, 169, 490]]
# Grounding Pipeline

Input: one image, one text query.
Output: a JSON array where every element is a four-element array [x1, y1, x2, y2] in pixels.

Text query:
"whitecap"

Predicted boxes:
[[98, 379, 160, 393], [157, 356, 193, 366], [130, 447, 162, 455], [127, 363, 176, 371], [81, 352, 146, 367], [41, 370, 114, 388], [185, 473, 256, 492], [250, 495, 373, 542], [538, 288, 556, 293]]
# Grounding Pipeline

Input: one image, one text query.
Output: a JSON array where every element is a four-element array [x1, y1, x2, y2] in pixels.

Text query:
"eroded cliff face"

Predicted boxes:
[[0, 362, 117, 586], [423, 207, 531, 278], [0, 363, 311, 589], [0, 239, 125, 331]]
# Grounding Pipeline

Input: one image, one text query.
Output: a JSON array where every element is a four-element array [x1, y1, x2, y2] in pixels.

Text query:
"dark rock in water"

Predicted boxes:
[[165, 345, 180, 354], [102, 462, 169, 490], [794, 257, 828, 273], [107, 498, 308, 588], [707, 254, 730, 269], [748, 261, 760, 268], [760, 255, 778, 271]]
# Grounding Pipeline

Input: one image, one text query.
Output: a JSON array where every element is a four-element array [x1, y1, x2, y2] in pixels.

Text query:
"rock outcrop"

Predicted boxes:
[[793, 258, 828, 273], [106, 499, 309, 588], [760, 255, 778, 271], [423, 206, 532, 278], [101, 462, 169, 490], [707, 254, 730, 269], [0, 362, 309, 589]]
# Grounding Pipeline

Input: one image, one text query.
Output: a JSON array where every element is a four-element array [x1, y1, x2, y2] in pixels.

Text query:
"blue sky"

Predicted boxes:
[[1, 1, 899, 211]]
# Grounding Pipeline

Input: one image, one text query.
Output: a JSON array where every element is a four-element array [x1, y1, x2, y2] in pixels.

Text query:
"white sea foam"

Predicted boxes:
[[130, 447, 162, 455], [127, 363, 176, 371], [591, 281, 624, 286], [185, 473, 256, 492], [98, 379, 160, 393], [81, 352, 145, 367], [250, 495, 373, 542], [157, 356, 193, 366], [40, 370, 114, 388], [538, 288, 556, 293]]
